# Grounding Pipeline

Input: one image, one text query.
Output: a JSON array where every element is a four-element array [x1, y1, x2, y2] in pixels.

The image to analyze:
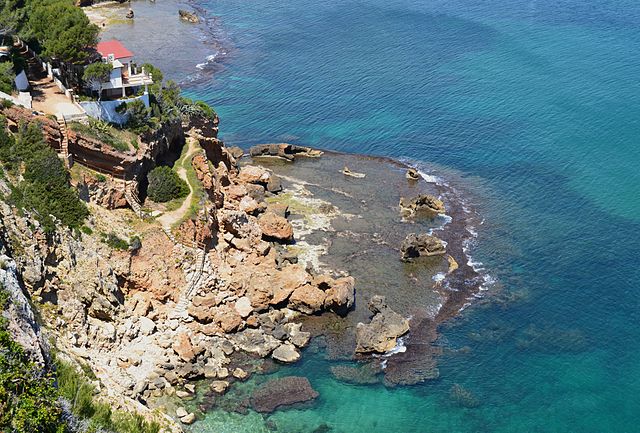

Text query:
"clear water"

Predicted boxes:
[[123, 0, 640, 431]]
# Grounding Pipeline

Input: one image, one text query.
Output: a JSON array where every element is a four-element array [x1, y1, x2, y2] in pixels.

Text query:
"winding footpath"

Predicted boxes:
[[157, 136, 199, 232]]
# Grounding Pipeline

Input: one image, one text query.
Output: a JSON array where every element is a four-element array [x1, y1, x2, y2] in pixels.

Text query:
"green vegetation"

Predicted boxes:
[[82, 61, 112, 101], [147, 166, 189, 203], [0, 281, 160, 433], [56, 361, 160, 433], [0, 62, 15, 95], [0, 283, 63, 433], [100, 232, 129, 251], [21, 0, 98, 64], [0, 118, 88, 232], [68, 119, 135, 153]]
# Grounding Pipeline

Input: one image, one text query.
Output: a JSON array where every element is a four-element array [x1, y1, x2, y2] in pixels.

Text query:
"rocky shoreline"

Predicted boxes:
[[0, 109, 487, 430]]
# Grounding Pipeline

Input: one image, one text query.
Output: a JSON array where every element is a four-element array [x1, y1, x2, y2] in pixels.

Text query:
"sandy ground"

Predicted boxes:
[[83, 1, 133, 31], [30, 76, 84, 116]]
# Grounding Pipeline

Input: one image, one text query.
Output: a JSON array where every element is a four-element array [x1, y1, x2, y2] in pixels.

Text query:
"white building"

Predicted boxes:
[[94, 39, 153, 100]]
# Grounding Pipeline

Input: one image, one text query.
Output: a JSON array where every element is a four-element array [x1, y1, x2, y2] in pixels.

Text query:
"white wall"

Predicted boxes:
[[79, 93, 150, 125]]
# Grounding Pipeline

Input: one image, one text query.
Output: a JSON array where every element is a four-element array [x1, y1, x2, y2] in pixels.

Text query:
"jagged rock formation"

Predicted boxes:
[[249, 143, 323, 161], [400, 233, 446, 261], [355, 296, 409, 354], [399, 193, 446, 216]]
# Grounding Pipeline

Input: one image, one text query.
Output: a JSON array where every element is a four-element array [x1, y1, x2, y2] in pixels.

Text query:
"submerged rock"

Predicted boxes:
[[250, 376, 319, 413], [400, 233, 446, 261], [355, 296, 409, 354], [178, 9, 199, 23], [249, 143, 323, 161], [399, 194, 445, 216]]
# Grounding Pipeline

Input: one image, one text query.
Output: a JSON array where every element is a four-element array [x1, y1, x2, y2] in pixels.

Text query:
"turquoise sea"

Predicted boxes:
[[121, 0, 640, 431]]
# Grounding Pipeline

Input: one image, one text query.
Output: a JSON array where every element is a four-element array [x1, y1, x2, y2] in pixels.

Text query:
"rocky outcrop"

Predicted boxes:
[[249, 143, 323, 161], [400, 233, 446, 261], [399, 194, 445, 216], [250, 376, 319, 413], [355, 296, 409, 354], [257, 212, 294, 242], [0, 105, 62, 150], [77, 174, 128, 209], [179, 10, 199, 23], [0, 254, 48, 365]]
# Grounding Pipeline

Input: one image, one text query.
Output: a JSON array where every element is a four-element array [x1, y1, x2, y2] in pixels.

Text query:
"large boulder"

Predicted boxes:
[[288, 284, 326, 314], [323, 276, 355, 316], [258, 212, 294, 242], [400, 233, 446, 261], [231, 329, 281, 357], [355, 296, 409, 354], [271, 342, 300, 363], [399, 194, 445, 216], [250, 376, 319, 413], [238, 165, 271, 185]]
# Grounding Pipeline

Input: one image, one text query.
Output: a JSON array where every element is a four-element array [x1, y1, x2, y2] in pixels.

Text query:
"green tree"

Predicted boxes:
[[0, 62, 15, 94], [26, 0, 99, 64], [0, 122, 88, 231], [147, 166, 189, 203], [83, 61, 111, 100], [0, 0, 27, 35]]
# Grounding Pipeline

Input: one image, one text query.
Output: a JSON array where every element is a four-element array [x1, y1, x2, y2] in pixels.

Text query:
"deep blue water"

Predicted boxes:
[[178, 0, 640, 431]]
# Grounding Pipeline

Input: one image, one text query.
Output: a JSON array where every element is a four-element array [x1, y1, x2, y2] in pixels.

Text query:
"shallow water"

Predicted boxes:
[[108, 0, 640, 431]]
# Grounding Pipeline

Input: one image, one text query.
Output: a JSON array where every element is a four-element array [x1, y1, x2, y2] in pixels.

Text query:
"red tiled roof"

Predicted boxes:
[[96, 40, 133, 59]]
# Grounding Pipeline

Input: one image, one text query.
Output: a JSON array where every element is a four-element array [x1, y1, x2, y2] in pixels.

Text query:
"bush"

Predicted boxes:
[[0, 122, 88, 232], [100, 232, 129, 251], [147, 166, 189, 203], [56, 359, 160, 433], [0, 291, 64, 433], [0, 62, 15, 95]]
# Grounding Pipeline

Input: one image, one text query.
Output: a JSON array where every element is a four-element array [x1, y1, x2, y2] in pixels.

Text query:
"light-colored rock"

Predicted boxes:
[[138, 317, 156, 336], [323, 276, 355, 316], [233, 367, 248, 380], [272, 343, 300, 363], [176, 407, 188, 418], [284, 323, 311, 348], [210, 380, 229, 394], [180, 413, 196, 425], [234, 296, 253, 318], [238, 165, 270, 184], [355, 296, 410, 354]]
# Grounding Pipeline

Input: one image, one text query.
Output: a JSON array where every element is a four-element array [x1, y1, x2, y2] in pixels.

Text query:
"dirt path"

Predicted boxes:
[[157, 137, 199, 230]]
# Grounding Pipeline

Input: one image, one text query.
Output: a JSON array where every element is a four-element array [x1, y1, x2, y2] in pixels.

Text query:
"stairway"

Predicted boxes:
[[170, 247, 208, 320], [56, 116, 70, 167], [124, 181, 143, 217]]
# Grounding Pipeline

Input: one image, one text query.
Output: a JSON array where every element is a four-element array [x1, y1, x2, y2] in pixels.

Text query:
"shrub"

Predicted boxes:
[[100, 232, 129, 251], [0, 62, 15, 95], [79, 225, 93, 235], [0, 294, 64, 433], [147, 166, 189, 203], [0, 122, 88, 232]]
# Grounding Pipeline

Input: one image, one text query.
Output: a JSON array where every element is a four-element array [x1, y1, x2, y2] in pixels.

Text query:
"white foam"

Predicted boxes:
[[432, 272, 446, 283], [196, 53, 218, 70], [383, 337, 407, 357], [417, 169, 445, 186]]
